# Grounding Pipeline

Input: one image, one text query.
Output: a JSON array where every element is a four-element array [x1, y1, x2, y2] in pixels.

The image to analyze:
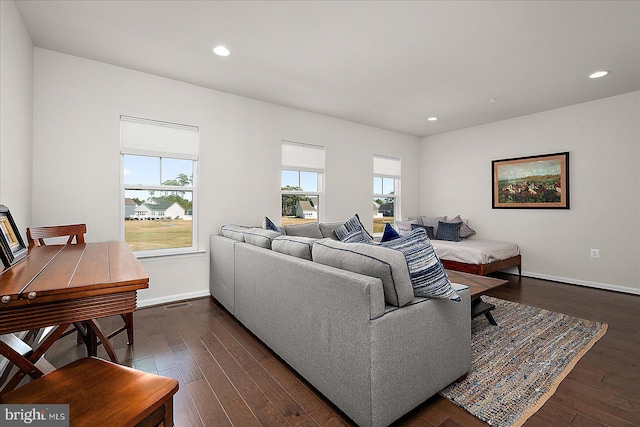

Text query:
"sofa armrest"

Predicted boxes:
[[210, 235, 239, 314], [368, 285, 471, 426]]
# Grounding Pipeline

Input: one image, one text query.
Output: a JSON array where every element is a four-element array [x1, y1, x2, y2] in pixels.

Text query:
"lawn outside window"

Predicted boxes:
[[373, 155, 400, 234], [281, 141, 324, 226], [120, 116, 199, 256]]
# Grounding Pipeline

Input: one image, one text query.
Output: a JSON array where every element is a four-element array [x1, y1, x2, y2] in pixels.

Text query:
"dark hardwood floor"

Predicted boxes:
[[41, 274, 640, 426]]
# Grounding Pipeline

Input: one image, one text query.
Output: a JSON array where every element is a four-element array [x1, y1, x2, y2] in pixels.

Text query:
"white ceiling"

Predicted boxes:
[[14, 0, 640, 137]]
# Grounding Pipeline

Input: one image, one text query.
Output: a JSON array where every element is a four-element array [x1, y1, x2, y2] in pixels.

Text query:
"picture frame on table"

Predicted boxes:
[[492, 152, 570, 209], [0, 205, 28, 268]]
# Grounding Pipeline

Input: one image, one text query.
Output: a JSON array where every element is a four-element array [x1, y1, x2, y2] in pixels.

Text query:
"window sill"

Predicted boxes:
[[134, 249, 206, 261]]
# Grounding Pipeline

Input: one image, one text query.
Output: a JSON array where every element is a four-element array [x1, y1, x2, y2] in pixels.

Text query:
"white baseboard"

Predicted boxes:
[[136, 271, 640, 309], [138, 290, 211, 308], [521, 270, 640, 296]]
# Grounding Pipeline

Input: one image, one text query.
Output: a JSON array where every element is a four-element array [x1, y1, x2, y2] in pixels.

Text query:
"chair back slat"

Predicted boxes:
[[26, 224, 87, 249]]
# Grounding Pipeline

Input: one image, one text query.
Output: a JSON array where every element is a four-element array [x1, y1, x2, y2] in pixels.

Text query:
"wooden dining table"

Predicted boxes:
[[0, 241, 148, 392]]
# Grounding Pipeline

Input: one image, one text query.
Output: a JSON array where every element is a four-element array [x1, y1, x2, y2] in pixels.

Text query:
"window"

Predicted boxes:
[[281, 141, 325, 226], [120, 116, 199, 255], [373, 155, 401, 234]]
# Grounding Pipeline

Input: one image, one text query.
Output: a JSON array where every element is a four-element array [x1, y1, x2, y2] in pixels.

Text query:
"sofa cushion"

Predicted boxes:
[[334, 214, 372, 241], [380, 222, 400, 242], [435, 221, 462, 242], [421, 216, 446, 237], [447, 215, 476, 239], [284, 222, 323, 238], [219, 224, 251, 242], [272, 236, 317, 260], [312, 239, 414, 307], [319, 222, 344, 239], [380, 228, 461, 301], [243, 228, 282, 249]]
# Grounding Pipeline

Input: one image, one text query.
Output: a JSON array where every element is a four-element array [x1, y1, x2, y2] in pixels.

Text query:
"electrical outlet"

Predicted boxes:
[[590, 249, 600, 258]]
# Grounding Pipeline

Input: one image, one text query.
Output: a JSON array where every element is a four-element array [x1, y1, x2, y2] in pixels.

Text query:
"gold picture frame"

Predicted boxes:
[[492, 152, 570, 209], [0, 205, 28, 268]]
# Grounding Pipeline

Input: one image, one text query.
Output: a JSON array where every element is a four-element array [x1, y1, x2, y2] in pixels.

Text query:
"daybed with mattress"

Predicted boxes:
[[396, 215, 522, 276], [432, 239, 521, 276]]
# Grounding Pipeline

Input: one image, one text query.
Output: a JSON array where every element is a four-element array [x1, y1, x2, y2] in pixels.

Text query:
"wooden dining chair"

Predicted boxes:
[[0, 357, 179, 426], [26, 223, 87, 248], [25, 224, 135, 349]]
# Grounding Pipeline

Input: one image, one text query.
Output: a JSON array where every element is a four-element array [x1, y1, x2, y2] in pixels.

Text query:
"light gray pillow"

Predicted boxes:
[[243, 228, 281, 249], [421, 216, 447, 238], [447, 215, 476, 238], [312, 238, 414, 307], [272, 236, 317, 260], [284, 222, 323, 238], [319, 222, 344, 239], [395, 219, 421, 237]]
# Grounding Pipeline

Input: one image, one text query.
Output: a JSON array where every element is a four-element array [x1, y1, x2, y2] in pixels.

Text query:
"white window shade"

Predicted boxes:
[[121, 116, 199, 160], [374, 155, 401, 178], [282, 141, 325, 172]]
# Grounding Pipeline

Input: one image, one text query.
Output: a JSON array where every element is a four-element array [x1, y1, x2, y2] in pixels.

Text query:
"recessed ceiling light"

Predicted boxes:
[[213, 46, 231, 57], [427, 117, 438, 121], [589, 70, 609, 79]]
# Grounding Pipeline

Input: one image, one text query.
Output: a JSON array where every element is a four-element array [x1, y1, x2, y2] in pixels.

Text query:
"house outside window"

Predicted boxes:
[[373, 155, 401, 234], [120, 116, 199, 255], [281, 141, 325, 226]]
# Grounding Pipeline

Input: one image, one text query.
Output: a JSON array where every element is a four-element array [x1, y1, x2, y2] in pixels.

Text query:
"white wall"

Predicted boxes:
[[32, 48, 420, 306], [0, 0, 33, 231], [420, 92, 640, 294]]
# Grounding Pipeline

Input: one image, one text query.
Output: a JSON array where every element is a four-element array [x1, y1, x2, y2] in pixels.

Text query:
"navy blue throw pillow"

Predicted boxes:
[[263, 216, 280, 232], [435, 221, 462, 242], [411, 223, 435, 239], [380, 222, 400, 242]]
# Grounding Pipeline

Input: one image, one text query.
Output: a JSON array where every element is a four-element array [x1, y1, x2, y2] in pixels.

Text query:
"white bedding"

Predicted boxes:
[[431, 238, 519, 265]]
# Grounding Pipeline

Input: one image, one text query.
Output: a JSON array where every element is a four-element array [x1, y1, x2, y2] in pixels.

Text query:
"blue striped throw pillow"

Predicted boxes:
[[380, 227, 461, 301], [334, 214, 373, 241], [341, 226, 373, 243]]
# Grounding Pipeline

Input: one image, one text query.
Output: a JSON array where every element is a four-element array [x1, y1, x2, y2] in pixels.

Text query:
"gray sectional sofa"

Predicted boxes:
[[210, 222, 471, 427]]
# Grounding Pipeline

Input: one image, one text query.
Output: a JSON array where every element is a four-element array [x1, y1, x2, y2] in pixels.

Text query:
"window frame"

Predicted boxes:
[[120, 116, 199, 258], [373, 155, 401, 235], [281, 141, 325, 224]]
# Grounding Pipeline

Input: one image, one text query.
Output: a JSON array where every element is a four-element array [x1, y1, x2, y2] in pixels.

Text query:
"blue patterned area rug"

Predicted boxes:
[[439, 296, 607, 427]]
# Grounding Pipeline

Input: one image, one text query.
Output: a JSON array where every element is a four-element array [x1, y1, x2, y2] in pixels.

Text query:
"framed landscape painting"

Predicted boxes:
[[492, 152, 569, 209]]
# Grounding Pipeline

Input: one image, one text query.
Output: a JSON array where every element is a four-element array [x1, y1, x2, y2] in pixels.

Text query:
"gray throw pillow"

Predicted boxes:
[[421, 216, 447, 237], [284, 222, 323, 238], [319, 222, 344, 239], [435, 221, 462, 242], [272, 236, 317, 260], [447, 215, 476, 238], [243, 228, 281, 249], [395, 219, 421, 237], [219, 224, 252, 242], [411, 223, 435, 239]]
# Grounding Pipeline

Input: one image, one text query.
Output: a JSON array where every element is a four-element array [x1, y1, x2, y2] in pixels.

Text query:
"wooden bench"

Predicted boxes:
[[0, 357, 179, 426]]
